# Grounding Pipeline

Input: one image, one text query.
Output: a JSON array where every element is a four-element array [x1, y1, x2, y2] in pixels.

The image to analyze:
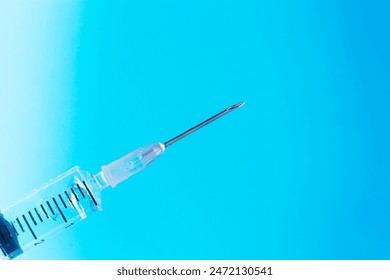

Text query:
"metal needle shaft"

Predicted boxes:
[[164, 102, 245, 148]]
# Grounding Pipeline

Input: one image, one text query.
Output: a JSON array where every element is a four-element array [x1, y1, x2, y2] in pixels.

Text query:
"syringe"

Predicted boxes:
[[0, 102, 244, 260]]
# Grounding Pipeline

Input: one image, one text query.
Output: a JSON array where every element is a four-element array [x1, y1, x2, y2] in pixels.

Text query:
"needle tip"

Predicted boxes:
[[164, 101, 245, 147], [228, 101, 245, 111]]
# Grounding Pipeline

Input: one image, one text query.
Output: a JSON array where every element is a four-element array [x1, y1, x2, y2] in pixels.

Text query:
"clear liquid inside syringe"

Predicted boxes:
[[0, 142, 167, 260], [0, 167, 102, 259]]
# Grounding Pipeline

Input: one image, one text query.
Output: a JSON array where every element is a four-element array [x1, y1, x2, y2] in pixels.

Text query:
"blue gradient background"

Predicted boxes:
[[1, 1, 389, 259]]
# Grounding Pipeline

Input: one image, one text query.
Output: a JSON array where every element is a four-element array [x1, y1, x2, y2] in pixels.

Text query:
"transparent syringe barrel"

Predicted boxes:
[[0, 166, 102, 259]]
